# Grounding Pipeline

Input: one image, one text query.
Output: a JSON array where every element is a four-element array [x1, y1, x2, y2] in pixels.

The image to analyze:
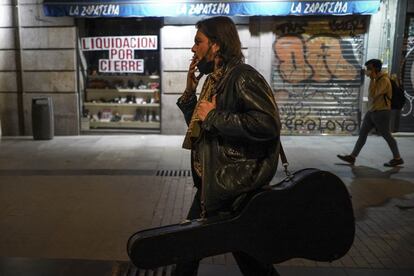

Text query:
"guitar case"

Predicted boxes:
[[127, 168, 355, 269]]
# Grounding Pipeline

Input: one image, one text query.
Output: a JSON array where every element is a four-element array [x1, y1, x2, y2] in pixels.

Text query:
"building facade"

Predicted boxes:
[[1, 0, 411, 136]]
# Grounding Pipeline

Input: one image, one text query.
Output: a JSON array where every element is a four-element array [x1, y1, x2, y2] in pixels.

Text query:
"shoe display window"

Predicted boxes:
[[78, 18, 161, 132]]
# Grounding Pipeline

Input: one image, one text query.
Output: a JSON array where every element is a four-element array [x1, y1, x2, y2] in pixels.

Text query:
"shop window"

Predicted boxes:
[[78, 18, 161, 133]]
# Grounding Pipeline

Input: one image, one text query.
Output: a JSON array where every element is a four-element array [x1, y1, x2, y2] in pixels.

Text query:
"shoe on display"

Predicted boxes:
[[111, 113, 122, 122], [91, 114, 99, 122], [151, 111, 159, 122], [126, 95, 133, 103], [137, 80, 144, 88], [146, 110, 150, 122], [337, 154, 355, 165], [384, 158, 404, 167], [134, 109, 145, 121]]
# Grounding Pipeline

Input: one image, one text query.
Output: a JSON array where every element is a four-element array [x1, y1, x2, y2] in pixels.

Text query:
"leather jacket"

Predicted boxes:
[[177, 63, 281, 215]]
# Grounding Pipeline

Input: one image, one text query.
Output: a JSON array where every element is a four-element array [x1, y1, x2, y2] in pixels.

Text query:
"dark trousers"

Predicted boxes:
[[174, 190, 280, 276], [351, 110, 400, 158]]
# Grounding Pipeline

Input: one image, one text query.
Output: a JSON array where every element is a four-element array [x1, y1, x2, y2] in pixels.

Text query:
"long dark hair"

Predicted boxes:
[[196, 16, 244, 65]]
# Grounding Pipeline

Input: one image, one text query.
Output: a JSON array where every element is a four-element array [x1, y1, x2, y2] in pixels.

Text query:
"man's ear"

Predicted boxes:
[[212, 43, 220, 55]]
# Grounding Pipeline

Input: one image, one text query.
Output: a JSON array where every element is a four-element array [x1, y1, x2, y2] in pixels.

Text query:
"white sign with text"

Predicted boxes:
[[81, 35, 157, 73]]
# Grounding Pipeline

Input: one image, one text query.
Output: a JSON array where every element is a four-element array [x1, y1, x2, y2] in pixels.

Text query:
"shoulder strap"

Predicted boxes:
[[279, 143, 291, 177], [384, 76, 392, 102], [280, 143, 288, 165]]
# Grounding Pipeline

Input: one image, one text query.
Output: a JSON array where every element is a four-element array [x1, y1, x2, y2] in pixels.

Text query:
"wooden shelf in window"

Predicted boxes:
[[88, 75, 160, 80], [84, 102, 160, 108], [90, 121, 160, 129], [86, 88, 158, 93]]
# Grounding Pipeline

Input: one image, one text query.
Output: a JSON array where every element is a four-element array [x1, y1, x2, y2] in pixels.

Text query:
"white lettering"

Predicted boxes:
[[78, 4, 119, 16], [224, 3, 230, 14], [304, 3, 310, 13], [202, 4, 209, 14], [329, 2, 335, 12], [302, 2, 347, 14], [334, 2, 342, 13], [342, 2, 348, 13], [290, 3, 302, 14], [318, 3, 326, 13], [81, 6, 86, 16], [211, 3, 217, 14], [188, 4, 195, 15], [188, 2, 230, 15], [217, 3, 225, 13], [69, 5, 79, 16]]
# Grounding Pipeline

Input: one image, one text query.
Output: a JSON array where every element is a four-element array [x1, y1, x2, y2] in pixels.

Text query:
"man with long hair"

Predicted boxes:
[[176, 16, 281, 276]]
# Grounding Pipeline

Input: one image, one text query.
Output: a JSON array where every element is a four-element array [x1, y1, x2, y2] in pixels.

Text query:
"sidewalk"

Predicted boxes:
[[0, 135, 413, 275]]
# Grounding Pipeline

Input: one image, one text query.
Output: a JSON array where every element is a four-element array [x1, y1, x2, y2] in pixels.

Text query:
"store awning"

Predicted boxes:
[[43, 0, 381, 18]]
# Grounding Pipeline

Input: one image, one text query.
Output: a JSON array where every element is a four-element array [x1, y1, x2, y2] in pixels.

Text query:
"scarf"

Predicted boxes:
[[182, 67, 224, 150]]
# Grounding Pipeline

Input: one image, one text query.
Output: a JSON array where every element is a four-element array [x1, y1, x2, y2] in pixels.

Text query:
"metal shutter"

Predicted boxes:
[[272, 16, 367, 135], [400, 16, 414, 132]]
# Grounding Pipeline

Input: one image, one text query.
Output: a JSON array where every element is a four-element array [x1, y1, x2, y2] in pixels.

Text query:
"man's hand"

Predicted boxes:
[[197, 95, 216, 121]]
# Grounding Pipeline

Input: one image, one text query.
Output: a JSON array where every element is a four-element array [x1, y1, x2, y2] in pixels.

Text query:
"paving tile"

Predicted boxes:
[[0, 135, 414, 272], [276, 266, 348, 276], [198, 264, 241, 276], [345, 268, 414, 276]]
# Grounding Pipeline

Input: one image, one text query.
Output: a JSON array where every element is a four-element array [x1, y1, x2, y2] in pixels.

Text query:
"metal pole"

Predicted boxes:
[[391, 0, 408, 75], [12, 0, 25, 135]]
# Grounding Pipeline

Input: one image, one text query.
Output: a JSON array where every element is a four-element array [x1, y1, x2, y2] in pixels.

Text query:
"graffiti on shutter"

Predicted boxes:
[[400, 16, 414, 132], [272, 16, 367, 135]]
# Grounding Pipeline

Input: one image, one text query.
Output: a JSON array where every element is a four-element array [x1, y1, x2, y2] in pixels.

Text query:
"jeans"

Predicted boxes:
[[351, 110, 400, 158], [174, 190, 280, 276]]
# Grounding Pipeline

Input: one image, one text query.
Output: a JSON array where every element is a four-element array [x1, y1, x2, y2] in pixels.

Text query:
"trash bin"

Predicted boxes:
[[32, 97, 54, 140]]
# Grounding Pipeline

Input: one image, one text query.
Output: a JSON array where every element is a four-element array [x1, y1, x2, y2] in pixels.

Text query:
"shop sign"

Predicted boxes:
[[44, 0, 381, 17], [81, 36, 157, 51], [81, 35, 158, 73]]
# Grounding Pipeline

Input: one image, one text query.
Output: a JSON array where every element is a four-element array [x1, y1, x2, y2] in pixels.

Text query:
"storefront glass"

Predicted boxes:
[[41, 0, 382, 135], [78, 18, 161, 132]]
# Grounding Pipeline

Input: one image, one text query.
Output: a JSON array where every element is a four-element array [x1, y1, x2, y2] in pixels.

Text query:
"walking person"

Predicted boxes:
[[337, 59, 404, 167], [176, 16, 281, 276]]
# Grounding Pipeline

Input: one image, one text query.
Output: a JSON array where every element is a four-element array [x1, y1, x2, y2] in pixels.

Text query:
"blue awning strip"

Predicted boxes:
[[43, 0, 381, 18]]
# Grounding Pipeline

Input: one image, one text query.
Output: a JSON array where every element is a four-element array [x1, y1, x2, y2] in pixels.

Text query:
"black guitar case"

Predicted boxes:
[[127, 168, 354, 269]]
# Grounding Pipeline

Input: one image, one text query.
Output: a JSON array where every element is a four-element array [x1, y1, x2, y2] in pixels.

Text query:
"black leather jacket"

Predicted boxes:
[[177, 63, 281, 215]]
